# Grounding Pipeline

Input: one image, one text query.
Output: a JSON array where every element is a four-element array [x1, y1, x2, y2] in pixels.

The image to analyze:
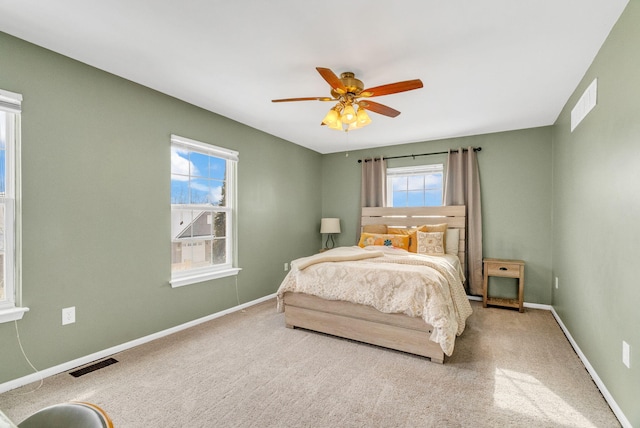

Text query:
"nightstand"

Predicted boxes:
[[482, 258, 525, 312]]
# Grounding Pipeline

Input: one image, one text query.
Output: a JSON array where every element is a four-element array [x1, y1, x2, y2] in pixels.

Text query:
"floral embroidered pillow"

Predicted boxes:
[[417, 231, 445, 255], [357, 233, 410, 250]]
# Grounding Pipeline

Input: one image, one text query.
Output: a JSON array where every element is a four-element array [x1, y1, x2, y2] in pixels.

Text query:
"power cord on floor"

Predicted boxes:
[[14, 319, 44, 394]]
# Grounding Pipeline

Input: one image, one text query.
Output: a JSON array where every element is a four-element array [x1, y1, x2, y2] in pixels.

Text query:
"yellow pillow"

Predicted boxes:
[[387, 226, 426, 253], [357, 233, 410, 250], [362, 224, 387, 234], [387, 223, 448, 253]]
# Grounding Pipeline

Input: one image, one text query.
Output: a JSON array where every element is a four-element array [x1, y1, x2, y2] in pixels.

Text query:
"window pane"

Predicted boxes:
[[392, 176, 407, 191], [213, 212, 226, 237], [407, 190, 424, 206], [210, 179, 225, 206], [393, 191, 407, 207], [425, 172, 442, 189], [170, 175, 189, 204], [425, 189, 443, 206], [189, 178, 210, 204], [212, 238, 226, 264], [190, 151, 210, 178], [171, 146, 191, 175], [209, 157, 226, 180], [191, 212, 213, 238], [407, 175, 424, 191]]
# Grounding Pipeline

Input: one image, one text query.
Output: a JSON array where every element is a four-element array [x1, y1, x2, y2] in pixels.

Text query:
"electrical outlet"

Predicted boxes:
[[623, 341, 631, 368], [284, 262, 289, 271], [62, 307, 76, 325], [555, 277, 559, 289]]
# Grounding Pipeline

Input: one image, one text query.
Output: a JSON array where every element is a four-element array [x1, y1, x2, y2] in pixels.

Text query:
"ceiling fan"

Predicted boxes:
[[272, 67, 423, 131]]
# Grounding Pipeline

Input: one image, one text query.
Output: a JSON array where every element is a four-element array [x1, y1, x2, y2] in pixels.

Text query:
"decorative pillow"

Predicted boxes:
[[445, 228, 459, 255], [387, 223, 448, 253], [387, 226, 425, 253], [358, 233, 410, 250], [424, 223, 448, 250], [417, 231, 445, 255], [362, 224, 387, 234]]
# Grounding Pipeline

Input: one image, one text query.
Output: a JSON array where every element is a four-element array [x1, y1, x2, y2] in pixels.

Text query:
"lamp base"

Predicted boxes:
[[324, 234, 336, 249]]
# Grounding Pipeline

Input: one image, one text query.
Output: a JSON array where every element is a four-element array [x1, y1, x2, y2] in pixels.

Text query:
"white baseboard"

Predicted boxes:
[[0, 293, 277, 394], [550, 308, 631, 428], [467, 294, 552, 311], [3, 294, 631, 427], [469, 295, 629, 426]]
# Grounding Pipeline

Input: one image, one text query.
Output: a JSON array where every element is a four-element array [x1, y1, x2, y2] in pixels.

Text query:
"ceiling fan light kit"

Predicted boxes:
[[272, 67, 423, 132]]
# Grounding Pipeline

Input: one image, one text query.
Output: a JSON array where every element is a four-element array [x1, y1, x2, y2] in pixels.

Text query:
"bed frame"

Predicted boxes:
[[282, 205, 466, 363]]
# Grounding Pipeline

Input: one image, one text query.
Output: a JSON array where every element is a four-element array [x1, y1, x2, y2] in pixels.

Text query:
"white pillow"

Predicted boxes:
[[417, 231, 445, 255], [445, 228, 459, 255]]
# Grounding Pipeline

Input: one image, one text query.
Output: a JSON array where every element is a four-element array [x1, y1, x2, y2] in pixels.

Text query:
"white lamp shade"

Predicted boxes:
[[320, 218, 341, 234]]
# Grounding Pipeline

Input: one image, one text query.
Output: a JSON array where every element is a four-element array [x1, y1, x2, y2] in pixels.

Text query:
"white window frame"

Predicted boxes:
[[170, 135, 240, 288], [0, 88, 27, 323], [386, 164, 444, 207]]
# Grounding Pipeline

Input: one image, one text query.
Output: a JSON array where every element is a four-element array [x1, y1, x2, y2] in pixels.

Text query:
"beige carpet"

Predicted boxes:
[[0, 300, 619, 427]]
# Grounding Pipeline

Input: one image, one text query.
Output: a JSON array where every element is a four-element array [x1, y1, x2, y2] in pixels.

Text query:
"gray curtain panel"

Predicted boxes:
[[444, 147, 483, 295], [361, 157, 387, 207], [359, 157, 387, 240]]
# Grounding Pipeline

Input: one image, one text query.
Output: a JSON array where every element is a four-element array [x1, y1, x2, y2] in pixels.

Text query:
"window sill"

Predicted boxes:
[[0, 306, 29, 324], [170, 267, 242, 288]]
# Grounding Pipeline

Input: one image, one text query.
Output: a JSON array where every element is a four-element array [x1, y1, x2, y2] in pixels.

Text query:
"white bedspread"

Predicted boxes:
[[277, 246, 473, 356]]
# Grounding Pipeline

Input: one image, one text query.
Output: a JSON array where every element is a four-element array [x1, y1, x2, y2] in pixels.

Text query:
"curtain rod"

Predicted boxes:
[[357, 147, 481, 163]]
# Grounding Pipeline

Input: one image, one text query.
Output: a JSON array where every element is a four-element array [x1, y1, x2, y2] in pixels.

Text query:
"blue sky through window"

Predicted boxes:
[[171, 146, 226, 205]]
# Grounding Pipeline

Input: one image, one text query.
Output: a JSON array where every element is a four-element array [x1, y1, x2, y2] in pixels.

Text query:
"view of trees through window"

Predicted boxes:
[[171, 145, 228, 272]]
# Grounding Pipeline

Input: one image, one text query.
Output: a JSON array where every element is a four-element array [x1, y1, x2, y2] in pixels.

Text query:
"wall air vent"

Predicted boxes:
[[571, 78, 598, 132]]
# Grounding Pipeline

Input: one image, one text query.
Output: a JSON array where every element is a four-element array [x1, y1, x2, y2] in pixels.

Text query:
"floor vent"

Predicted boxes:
[[69, 358, 118, 378]]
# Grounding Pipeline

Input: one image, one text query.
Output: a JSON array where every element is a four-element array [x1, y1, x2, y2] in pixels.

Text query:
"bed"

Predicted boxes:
[[276, 206, 472, 363]]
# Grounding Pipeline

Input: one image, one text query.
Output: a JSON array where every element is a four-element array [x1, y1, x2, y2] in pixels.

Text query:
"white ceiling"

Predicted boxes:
[[0, 0, 629, 154]]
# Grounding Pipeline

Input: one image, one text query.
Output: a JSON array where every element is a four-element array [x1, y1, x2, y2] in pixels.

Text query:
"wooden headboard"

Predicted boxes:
[[361, 205, 467, 272]]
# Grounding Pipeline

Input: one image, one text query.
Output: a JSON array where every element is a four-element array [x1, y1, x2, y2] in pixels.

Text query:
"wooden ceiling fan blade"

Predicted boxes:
[[358, 100, 401, 118], [361, 79, 423, 97], [316, 67, 346, 94], [272, 97, 334, 102]]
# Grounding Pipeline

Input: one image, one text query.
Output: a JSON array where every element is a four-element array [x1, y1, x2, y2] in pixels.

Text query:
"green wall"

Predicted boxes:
[[0, 31, 321, 383], [551, 1, 639, 425], [2, 3, 638, 423], [321, 127, 553, 304]]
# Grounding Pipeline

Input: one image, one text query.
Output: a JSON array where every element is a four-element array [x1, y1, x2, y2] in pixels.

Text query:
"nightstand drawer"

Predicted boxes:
[[486, 263, 521, 278]]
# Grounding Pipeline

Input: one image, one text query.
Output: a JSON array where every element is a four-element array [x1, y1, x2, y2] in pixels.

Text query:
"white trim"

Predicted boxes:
[[0, 89, 22, 114], [0, 306, 29, 324], [468, 294, 629, 427], [551, 307, 631, 428], [467, 295, 553, 311], [171, 134, 239, 161], [387, 164, 443, 176], [170, 267, 242, 288], [0, 293, 276, 394]]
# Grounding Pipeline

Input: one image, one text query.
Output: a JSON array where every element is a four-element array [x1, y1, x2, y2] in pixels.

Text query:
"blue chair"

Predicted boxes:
[[17, 402, 113, 428]]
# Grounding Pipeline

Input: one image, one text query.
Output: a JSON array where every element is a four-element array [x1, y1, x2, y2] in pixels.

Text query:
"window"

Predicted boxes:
[[387, 164, 444, 207], [0, 88, 26, 323], [170, 135, 239, 287]]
